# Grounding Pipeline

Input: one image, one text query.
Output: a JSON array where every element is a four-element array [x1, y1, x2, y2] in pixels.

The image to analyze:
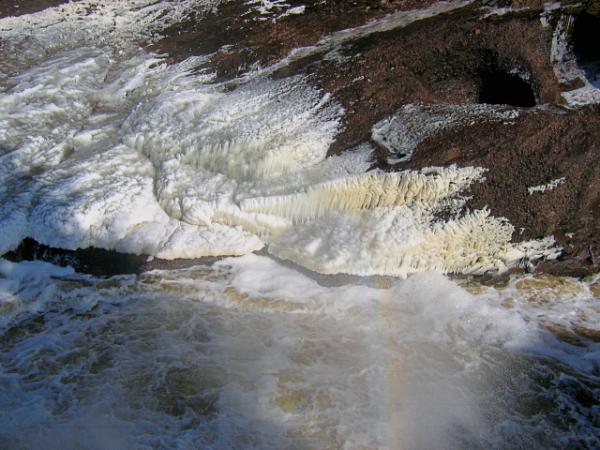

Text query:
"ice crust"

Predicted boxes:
[[372, 103, 520, 164], [550, 15, 600, 107], [528, 177, 567, 195], [0, 0, 558, 277], [244, 1, 306, 21], [0, 0, 220, 84]]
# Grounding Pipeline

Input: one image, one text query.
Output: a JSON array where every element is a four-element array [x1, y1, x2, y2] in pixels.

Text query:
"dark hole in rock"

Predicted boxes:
[[573, 13, 600, 86], [478, 70, 536, 107]]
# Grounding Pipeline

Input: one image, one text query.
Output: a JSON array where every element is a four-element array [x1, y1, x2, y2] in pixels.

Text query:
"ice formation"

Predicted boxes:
[[0, 0, 559, 277], [528, 177, 567, 195], [240, 167, 483, 221], [372, 103, 520, 163], [550, 15, 600, 107], [244, 0, 306, 21], [0, 0, 220, 81]]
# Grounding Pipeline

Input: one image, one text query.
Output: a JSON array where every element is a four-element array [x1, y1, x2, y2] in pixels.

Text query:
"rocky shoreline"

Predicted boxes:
[[2, 0, 600, 279]]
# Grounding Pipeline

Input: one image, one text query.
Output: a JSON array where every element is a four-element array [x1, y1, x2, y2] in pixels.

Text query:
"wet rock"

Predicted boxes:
[[4, 238, 224, 277], [4, 238, 149, 276], [302, 1, 599, 277], [371, 103, 520, 163], [316, 5, 564, 154]]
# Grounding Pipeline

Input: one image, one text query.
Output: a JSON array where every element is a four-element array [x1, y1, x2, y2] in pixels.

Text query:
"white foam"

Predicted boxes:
[[561, 84, 600, 106], [0, 0, 558, 276], [27, 144, 263, 258], [269, 208, 552, 277], [3, 254, 595, 449], [0, 2, 596, 448], [0, 0, 220, 83], [0, 47, 263, 258], [124, 76, 342, 182], [240, 166, 484, 220], [244, 0, 306, 21], [482, 5, 532, 19], [0, 258, 76, 329]]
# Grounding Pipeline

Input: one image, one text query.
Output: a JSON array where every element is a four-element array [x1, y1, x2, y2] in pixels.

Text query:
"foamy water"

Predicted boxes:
[[0, 1, 599, 449], [0, 255, 598, 449]]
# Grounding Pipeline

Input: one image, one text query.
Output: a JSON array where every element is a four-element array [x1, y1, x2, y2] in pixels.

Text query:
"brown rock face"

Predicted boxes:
[[401, 106, 600, 277], [316, 5, 563, 154], [305, 3, 599, 276], [150, 0, 438, 81]]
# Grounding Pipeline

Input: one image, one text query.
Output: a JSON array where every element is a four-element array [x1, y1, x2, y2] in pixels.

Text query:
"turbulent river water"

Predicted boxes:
[[0, 1, 598, 449]]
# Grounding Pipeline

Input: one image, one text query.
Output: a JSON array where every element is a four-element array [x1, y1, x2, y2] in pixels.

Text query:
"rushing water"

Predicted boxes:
[[0, 255, 599, 449], [0, 1, 599, 449]]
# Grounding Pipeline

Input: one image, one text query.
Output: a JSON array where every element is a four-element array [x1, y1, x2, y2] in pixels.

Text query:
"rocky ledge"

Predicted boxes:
[[3, 0, 600, 278]]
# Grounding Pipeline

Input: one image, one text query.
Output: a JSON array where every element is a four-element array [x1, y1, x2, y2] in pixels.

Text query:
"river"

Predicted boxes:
[[0, 1, 598, 449]]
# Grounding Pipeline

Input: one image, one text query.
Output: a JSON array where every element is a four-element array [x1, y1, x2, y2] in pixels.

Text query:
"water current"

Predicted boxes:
[[0, 1, 598, 449]]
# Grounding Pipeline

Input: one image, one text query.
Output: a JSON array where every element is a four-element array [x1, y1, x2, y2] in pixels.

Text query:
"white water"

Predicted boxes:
[[1, 255, 599, 449], [0, 1, 598, 449]]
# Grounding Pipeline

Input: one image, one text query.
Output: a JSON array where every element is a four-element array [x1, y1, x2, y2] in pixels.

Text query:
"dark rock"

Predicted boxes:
[[4, 238, 149, 277], [150, 0, 438, 81], [0, 0, 73, 19], [572, 12, 600, 85], [316, 6, 563, 154], [4, 238, 228, 277], [399, 105, 600, 277]]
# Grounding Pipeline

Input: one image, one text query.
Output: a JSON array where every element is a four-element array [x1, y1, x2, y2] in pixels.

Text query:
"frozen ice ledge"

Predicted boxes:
[[0, 0, 560, 278]]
